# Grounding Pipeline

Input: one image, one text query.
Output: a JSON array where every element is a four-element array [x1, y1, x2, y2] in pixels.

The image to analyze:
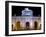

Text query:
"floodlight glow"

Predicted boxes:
[[22, 8, 33, 16]]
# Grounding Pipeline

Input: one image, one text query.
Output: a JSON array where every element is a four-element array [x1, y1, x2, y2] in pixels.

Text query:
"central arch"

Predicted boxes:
[[25, 22, 30, 30]]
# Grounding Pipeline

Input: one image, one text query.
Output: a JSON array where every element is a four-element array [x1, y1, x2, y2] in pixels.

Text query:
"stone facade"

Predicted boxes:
[[12, 16, 41, 31]]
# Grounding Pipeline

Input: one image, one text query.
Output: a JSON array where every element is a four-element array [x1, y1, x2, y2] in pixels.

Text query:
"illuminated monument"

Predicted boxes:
[[22, 8, 33, 16], [12, 8, 41, 31]]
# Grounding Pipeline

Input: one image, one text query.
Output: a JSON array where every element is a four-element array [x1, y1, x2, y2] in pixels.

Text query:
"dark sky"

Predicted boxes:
[[12, 6, 41, 17]]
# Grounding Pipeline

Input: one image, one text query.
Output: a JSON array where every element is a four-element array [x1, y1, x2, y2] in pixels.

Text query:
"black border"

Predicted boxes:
[[5, 1, 45, 36]]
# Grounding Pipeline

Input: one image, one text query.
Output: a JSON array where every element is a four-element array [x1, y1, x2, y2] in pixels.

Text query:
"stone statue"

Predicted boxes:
[[22, 8, 33, 16]]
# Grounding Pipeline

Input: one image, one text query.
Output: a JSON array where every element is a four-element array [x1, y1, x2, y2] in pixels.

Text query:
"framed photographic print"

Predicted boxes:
[[5, 1, 45, 36]]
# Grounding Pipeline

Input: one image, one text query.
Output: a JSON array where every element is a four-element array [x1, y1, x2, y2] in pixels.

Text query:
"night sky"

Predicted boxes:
[[12, 6, 41, 17]]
